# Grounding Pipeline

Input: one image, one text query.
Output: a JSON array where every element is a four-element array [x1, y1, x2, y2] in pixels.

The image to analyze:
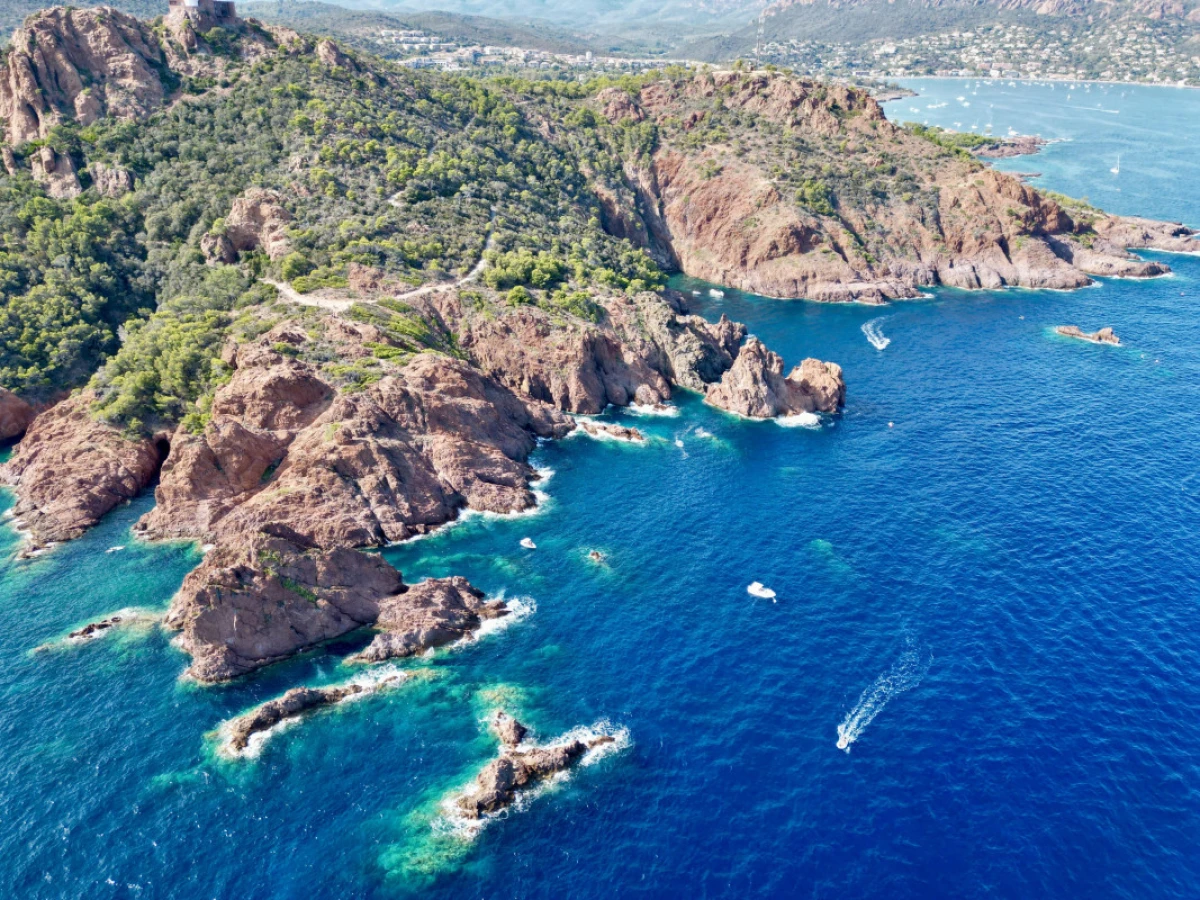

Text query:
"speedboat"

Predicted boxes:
[[747, 581, 776, 600]]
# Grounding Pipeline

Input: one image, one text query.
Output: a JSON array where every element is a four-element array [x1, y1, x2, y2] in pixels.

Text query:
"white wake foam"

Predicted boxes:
[[862, 317, 892, 351], [836, 641, 930, 752]]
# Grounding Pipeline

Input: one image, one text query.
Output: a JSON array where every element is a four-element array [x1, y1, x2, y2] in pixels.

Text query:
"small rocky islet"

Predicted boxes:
[[1056, 325, 1121, 345], [0, 0, 1197, 865]]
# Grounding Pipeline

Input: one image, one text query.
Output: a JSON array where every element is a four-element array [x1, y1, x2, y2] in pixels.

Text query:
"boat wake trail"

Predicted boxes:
[[837, 640, 930, 752], [862, 317, 891, 351]]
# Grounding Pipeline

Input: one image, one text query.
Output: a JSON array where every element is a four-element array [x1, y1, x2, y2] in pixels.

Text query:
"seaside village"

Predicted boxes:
[[761, 21, 1200, 85], [370, 28, 676, 74]]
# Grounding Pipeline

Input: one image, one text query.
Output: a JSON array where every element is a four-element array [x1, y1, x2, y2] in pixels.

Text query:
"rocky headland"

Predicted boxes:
[[973, 135, 1049, 159], [1056, 325, 1121, 345], [583, 73, 1197, 303]]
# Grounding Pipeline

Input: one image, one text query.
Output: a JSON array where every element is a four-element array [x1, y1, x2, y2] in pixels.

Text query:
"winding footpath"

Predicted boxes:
[[266, 207, 497, 310]]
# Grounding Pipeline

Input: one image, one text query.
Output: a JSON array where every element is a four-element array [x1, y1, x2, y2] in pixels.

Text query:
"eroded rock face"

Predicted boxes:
[[346, 576, 507, 664], [203, 189, 294, 262], [0, 7, 168, 147], [0, 389, 34, 442], [89, 161, 135, 197], [165, 537, 504, 681], [1091, 216, 1199, 254], [30, 146, 81, 198], [492, 711, 528, 747], [0, 394, 162, 547], [596, 71, 1197, 302], [454, 717, 615, 820], [164, 535, 403, 682], [705, 338, 845, 418], [432, 290, 745, 414], [138, 326, 572, 549], [315, 39, 355, 70]]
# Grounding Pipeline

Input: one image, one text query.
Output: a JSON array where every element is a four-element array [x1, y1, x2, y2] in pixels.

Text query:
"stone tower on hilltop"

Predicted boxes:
[[166, 0, 238, 30]]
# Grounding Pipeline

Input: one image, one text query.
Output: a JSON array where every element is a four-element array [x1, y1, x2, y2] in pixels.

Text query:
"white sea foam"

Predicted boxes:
[[398, 467, 556, 546], [693, 427, 714, 439], [628, 402, 680, 418], [570, 419, 646, 444], [452, 594, 536, 649], [777, 411, 822, 429], [836, 641, 931, 752], [219, 664, 409, 759], [862, 316, 892, 351]]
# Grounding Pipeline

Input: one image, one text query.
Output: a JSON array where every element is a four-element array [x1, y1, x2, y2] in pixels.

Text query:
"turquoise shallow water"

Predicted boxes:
[[2, 82, 1200, 898]]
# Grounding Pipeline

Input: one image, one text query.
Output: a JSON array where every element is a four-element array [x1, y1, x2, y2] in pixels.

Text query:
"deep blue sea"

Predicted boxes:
[[2, 80, 1200, 899]]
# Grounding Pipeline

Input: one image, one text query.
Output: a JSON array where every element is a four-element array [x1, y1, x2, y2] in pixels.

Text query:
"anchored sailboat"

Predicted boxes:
[[1111, 154, 1121, 175]]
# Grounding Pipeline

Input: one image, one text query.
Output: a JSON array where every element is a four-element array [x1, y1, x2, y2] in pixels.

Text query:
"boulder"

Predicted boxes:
[[206, 188, 294, 262], [346, 577, 508, 664], [0, 389, 34, 442], [89, 161, 135, 197], [705, 337, 845, 418], [0, 394, 162, 547], [164, 535, 404, 682], [30, 146, 81, 198]]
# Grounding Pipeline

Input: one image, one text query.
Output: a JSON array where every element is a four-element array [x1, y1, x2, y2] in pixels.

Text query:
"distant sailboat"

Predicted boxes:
[[1111, 154, 1121, 175]]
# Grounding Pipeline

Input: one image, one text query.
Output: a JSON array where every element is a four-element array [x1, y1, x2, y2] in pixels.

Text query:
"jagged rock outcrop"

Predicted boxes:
[[165, 536, 504, 681], [346, 576, 508, 664], [453, 716, 615, 820], [202, 189, 294, 263], [433, 290, 745, 413], [226, 682, 369, 752], [705, 337, 845, 418], [1091, 216, 1200, 254], [0, 7, 169, 147], [0, 394, 163, 548], [89, 161, 134, 197], [593, 71, 1198, 302], [0, 389, 34, 442], [29, 146, 80, 198], [576, 420, 645, 442], [492, 711, 528, 747], [165, 535, 402, 681], [315, 38, 355, 70], [1056, 325, 1121, 345], [11, 289, 811, 562], [137, 322, 572, 548], [0, 5, 279, 150]]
